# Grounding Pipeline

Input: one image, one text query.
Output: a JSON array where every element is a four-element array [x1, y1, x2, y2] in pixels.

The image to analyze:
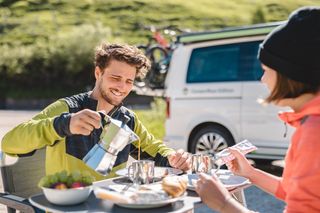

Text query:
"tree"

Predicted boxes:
[[252, 7, 266, 24]]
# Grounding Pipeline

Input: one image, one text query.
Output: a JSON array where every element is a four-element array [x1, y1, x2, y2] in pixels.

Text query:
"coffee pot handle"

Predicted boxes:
[[121, 115, 130, 128], [98, 112, 110, 127], [98, 112, 130, 128]]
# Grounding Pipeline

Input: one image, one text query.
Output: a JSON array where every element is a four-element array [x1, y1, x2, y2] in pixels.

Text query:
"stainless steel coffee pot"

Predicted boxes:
[[83, 114, 139, 176]]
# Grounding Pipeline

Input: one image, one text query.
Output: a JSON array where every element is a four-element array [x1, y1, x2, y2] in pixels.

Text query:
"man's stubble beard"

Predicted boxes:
[[98, 81, 123, 107]]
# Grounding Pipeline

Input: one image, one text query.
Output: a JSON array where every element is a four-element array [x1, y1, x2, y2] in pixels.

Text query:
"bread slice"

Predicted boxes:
[[162, 176, 187, 197]]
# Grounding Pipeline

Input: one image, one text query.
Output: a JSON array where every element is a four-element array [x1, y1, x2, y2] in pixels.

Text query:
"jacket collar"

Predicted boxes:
[[84, 91, 98, 110], [279, 94, 320, 127], [85, 91, 123, 115]]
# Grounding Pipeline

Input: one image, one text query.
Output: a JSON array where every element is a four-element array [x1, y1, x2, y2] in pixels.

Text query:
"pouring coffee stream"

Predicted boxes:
[[83, 113, 139, 176]]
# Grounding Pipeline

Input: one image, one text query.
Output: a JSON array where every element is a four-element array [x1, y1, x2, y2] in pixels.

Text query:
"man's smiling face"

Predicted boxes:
[[95, 59, 136, 106]]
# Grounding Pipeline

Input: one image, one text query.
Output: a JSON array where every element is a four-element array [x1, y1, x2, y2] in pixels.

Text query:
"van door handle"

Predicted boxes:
[[183, 88, 188, 95]]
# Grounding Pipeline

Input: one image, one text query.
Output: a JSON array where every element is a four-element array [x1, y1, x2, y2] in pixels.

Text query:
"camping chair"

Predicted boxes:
[[0, 148, 45, 213]]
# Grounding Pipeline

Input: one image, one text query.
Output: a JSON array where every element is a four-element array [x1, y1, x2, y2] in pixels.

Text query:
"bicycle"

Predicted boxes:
[[135, 25, 188, 90]]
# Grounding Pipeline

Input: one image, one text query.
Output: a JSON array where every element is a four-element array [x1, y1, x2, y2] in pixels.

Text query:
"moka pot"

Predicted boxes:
[[83, 114, 139, 176]]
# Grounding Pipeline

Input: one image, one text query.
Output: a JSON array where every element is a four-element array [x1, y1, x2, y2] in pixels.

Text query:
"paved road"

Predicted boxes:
[[0, 110, 285, 213]]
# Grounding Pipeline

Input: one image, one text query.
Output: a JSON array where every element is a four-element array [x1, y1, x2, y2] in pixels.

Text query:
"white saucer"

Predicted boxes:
[[187, 170, 250, 190]]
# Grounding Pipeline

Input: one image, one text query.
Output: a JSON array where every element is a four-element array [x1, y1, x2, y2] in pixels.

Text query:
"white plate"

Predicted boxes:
[[96, 183, 185, 209], [116, 195, 184, 209], [115, 166, 183, 178], [187, 169, 250, 191]]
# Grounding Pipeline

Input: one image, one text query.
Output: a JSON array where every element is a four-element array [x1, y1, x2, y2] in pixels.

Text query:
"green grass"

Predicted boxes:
[[133, 98, 166, 140], [1, 0, 320, 45], [1, 0, 320, 99]]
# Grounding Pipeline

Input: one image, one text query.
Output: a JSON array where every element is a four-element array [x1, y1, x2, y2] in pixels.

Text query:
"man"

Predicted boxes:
[[1, 43, 190, 180]]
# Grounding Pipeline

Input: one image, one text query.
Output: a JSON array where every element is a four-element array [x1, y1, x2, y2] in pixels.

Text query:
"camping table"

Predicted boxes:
[[29, 176, 250, 213]]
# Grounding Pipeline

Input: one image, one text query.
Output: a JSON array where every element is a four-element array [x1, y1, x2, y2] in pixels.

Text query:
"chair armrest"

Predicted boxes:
[[0, 193, 35, 213]]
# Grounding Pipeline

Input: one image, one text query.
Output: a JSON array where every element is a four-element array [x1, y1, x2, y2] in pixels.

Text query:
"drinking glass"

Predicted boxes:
[[128, 160, 155, 185], [191, 154, 215, 174]]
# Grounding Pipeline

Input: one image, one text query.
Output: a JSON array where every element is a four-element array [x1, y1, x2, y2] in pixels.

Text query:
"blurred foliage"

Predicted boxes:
[[134, 98, 166, 139], [0, 0, 319, 98], [0, 23, 112, 98], [252, 7, 266, 24]]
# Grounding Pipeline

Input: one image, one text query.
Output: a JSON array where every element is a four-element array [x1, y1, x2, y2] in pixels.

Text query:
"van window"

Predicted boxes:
[[187, 41, 263, 83]]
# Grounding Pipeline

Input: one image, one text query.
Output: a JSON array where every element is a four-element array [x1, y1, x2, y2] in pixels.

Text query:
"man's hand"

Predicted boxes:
[[69, 109, 102, 135], [168, 149, 191, 172]]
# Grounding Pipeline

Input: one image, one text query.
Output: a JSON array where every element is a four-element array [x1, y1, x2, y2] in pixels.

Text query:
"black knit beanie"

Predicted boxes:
[[258, 6, 320, 85]]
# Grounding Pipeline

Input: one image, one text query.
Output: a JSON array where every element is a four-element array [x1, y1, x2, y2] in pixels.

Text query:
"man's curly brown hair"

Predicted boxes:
[[94, 42, 150, 79]]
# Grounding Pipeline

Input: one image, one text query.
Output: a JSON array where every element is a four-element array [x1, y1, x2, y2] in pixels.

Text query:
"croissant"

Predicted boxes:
[[162, 176, 187, 198]]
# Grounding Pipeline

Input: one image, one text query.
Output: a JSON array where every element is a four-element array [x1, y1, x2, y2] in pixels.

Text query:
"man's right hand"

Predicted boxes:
[[69, 109, 102, 135]]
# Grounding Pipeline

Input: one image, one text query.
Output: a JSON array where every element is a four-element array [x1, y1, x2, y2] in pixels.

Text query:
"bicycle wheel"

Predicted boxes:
[[145, 45, 170, 89], [146, 45, 168, 65], [133, 45, 149, 88], [137, 44, 148, 54]]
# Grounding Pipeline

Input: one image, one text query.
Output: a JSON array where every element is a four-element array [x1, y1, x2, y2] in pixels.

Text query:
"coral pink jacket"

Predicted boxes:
[[276, 95, 320, 213]]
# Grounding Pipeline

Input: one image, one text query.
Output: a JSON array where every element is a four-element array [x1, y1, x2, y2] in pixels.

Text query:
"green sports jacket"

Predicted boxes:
[[1, 92, 174, 181]]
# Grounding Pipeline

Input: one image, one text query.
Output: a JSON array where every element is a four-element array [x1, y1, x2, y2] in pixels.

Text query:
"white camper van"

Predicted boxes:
[[163, 23, 294, 160]]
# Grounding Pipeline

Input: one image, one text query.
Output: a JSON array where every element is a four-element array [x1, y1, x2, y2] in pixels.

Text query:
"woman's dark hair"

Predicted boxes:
[[265, 71, 319, 103]]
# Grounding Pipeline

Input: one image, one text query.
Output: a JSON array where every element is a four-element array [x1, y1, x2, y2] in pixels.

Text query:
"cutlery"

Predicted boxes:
[[121, 184, 132, 194]]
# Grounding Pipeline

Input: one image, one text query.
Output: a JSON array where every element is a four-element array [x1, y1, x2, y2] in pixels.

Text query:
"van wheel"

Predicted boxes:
[[189, 125, 235, 155]]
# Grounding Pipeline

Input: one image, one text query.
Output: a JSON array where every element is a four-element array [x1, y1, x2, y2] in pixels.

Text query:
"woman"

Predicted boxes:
[[196, 6, 320, 213]]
